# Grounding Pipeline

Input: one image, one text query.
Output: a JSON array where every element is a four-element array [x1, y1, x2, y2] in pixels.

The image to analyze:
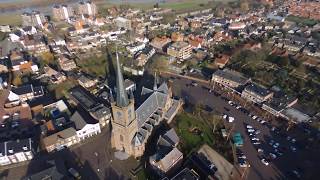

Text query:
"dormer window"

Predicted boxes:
[[8, 149, 14, 154], [23, 146, 28, 151]]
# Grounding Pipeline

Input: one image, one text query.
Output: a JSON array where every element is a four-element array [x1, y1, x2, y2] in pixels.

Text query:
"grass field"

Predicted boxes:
[[173, 112, 214, 155], [0, 13, 21, 25], [172, 111, 234, 162]]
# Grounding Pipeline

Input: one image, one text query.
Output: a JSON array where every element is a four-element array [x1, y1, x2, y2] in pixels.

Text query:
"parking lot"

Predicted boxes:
[[161, 73, 319, 180]]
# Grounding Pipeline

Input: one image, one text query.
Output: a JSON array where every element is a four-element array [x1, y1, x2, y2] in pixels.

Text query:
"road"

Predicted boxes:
[[161, 73, 319, 180]]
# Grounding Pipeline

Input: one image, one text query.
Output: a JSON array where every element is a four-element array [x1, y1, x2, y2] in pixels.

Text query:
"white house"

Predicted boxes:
[[0, 138, 34, 166], [9, 33, 21, 42], [126, 43, 146, 54], [70, 111, 101, 141]]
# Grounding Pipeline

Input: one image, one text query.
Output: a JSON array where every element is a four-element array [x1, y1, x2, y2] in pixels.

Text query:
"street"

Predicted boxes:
[[161, 73, 319, 180]]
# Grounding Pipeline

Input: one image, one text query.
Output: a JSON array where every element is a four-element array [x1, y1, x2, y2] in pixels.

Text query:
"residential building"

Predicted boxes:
[[211, 69, 250, 89], [0, 25, 11, 32], [151, 36, 172, 52], [167, 41, 192, 60], [110, 52, 182, 158], [281, 108, 311, 123], [188, 36, 203, 49], [190, 21, 202, 29], [288, 2, 320, 20], [57, 54, 77, 71], [70, 111, 101, 141], [134, 46, 156, 67], [126, 43, 145, 55], [262, 95, 298, 117], [11, 84, 44, 102], [171, 32, 185, 42], [115, 17, 132, 30], [52, 5, 74, 22], [42, 127, 79, 152], [69, 86, 111, 127], [214, 55, 230, 68], [21, 11, 46, 28], [78, 1, 97, 16], [0, 138, 34, 166], [229, 22, 246, 30], [78, 75, 97, 89], [89, 104, 111, 127], [241, 83, 273, 104]]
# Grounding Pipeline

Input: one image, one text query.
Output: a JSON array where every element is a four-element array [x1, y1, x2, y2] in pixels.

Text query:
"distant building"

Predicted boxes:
[[171, 32, 185, 42], [52, 4, 74, 22], [21, 11, 46, 28], [134, 46, 156, 67], [0, 138, 34, 166], [167, 42, 192, 60], [228, 22, 246, 30], [115, 17, 132, 30], [0, 25, 11, 32], [214, 55, 230, 68], [211, 69, 250, 89], [151, 36, 172, 52], [241, 83, 273, 104], [78, 1, 97, 16]]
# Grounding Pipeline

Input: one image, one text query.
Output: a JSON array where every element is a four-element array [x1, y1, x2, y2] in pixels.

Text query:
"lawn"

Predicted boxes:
[[173, 112, 214, 154], [0, 13, 21, 26], [286, 15, 319, 27], [76, 54, 108, 77], [172, 111, 234, 162], [48, 79, 77, 99]]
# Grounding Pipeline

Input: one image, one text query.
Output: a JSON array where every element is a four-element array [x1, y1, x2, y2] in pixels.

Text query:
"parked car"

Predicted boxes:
[[68, 168, 81, 179], [261, 158, 270, 166]]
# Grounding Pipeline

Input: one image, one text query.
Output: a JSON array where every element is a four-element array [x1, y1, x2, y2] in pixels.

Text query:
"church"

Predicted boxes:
[[110, 52, 183, 158]]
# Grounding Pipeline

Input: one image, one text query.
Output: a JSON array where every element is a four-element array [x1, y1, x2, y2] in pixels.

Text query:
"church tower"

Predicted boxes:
[[111, 52, 137, 156]]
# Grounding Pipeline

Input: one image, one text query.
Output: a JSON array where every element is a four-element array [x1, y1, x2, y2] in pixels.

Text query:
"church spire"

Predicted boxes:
[[115, 50, 129, 107]]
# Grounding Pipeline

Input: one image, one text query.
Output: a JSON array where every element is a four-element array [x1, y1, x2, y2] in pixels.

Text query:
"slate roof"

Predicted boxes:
[[213, 69, 249, 85], [12, 84, 33, 95], [70, 111, 88, 130], [43, 127, 76, 147], [70, 111, 98, 130], [244, 83, 271, 97], [162, 128, 179, 146]]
